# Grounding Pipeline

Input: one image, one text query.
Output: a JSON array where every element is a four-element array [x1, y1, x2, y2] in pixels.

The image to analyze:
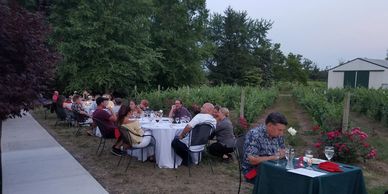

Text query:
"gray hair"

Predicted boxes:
[[219, 107, 229, 117]]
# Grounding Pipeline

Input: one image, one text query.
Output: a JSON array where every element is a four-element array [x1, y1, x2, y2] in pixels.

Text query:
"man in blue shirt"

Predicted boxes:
[[242, 112, 288, 177]]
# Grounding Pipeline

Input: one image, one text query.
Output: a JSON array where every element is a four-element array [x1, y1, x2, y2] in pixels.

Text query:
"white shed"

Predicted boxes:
[[328, 58, 388, 89]]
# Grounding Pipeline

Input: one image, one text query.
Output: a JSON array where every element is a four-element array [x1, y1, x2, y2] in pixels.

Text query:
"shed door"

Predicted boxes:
[[356, 71, 369, 88], [344, 71, 356, 88]]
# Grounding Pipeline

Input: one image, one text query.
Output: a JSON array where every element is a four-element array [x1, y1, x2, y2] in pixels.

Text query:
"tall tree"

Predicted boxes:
[[50, 0, 161, 95], [206, 7, 276, 86], [0, 3, 58, 190], [150, 0, 208, 88]]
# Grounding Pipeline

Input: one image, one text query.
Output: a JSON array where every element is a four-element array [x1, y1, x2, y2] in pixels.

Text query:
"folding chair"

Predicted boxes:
[[73, 111, 92, 136], [173, 123, 215, 176], [117, 126, 156, 171], [93, 118, 115, 156], [234, 135, 246, 194]]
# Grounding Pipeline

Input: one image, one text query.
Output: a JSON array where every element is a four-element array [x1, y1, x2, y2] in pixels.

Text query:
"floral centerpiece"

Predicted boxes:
[[314, 127, 377, 163], [286, 127, 297, 146]]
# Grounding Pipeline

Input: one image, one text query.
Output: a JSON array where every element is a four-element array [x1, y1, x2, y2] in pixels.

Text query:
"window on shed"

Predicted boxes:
[[343, 71, 369, 88]]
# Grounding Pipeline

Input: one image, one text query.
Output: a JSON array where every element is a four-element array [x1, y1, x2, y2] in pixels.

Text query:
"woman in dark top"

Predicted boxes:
[[208, 106, 235, 160]]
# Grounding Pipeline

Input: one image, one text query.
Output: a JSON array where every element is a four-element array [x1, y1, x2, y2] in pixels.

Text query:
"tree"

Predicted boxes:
[[0, 2, 58, 120], [0, 2, 58, 191], [284, 53, 308, 84], [206, 7, 277, 86], [50, 0, 161, 95], [150, 0, 208, 88]]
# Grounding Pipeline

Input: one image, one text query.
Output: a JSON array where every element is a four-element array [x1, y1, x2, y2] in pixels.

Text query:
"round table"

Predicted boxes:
[[140, 120, 186, 168]]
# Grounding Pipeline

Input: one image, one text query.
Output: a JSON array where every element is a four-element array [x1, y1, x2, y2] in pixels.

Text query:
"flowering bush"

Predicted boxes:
[[314, 127, 377, 163]]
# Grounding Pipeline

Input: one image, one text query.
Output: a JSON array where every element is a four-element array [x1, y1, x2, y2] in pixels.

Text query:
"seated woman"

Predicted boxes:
[[71, 95, 90, 122], [128, 100, 143, 118], [117, 102, 153, 160], [208, 106, 235, 161]]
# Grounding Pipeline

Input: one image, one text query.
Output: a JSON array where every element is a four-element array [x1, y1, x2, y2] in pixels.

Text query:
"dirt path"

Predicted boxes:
[[254, 93, 315, 146]]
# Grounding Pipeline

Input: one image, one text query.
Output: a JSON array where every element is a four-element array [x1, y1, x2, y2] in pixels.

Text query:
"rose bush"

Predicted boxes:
[[314, 127, 377, 163]]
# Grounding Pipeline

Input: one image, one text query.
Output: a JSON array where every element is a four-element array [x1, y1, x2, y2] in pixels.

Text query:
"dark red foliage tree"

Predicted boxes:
[[0, 2, 59, 121], [0, 2, 58, 190]]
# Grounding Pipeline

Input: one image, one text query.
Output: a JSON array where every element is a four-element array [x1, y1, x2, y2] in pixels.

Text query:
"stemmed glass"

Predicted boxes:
[[324, 146, 335, 161], [305, 148, 313, 169], [155, 112, 160, 125]]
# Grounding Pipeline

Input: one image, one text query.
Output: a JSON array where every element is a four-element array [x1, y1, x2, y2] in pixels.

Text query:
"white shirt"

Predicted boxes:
[[181, 113, 216, 150], [188, 113, 216, 129]]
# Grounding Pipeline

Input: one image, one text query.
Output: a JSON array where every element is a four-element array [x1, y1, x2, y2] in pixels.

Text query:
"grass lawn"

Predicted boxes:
[[31, 108, 252, 193]]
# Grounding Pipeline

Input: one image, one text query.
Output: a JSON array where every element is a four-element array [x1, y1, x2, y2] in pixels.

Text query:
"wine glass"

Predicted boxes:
[[324, 146, 335, 161], [305, 148, 313, 169], [174, 117, 180, 124]]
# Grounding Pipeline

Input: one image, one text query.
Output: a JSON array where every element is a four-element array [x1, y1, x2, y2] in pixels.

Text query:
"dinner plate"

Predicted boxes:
[[303, 157, 326, 164]]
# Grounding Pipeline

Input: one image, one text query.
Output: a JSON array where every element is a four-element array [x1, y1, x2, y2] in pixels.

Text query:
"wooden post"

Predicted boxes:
[[240, 88, 245, 118], [342, 92, 351, 131], [157, 85, 161, 97], [134, 85, 137, 99]]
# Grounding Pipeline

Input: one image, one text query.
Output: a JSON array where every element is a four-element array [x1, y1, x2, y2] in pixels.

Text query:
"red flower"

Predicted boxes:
[[314, 142, 321, 148], [339, 144, 349, 152], [334, 143, 340, 148], [327, 130, 341, 140], [312, 125, 320, 131], [239, 116, 248, 129], [366, 149, 377, 159], [363, 143, 370, 148]]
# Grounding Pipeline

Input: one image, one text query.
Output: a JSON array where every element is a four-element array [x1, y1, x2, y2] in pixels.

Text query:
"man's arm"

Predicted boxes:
[[247, 149, 286, 165], [178, 125, 192, 140], [168, 105, 176, 118]]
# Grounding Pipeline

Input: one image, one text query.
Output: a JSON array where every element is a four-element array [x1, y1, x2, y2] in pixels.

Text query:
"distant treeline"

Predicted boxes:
[[19, 0, 328, 95]]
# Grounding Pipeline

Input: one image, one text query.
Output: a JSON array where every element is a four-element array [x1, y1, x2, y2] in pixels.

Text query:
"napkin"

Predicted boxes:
[[244, 169, 257, 180], [318, 161, 343, 172]]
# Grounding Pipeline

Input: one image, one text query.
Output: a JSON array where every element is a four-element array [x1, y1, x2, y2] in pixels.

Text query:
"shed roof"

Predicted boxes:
[[329, 58, 388, 71]]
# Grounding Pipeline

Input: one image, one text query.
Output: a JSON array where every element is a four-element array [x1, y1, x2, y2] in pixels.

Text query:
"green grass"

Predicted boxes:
[[367, 186, 388, 194], [368, 136, 388, 162]]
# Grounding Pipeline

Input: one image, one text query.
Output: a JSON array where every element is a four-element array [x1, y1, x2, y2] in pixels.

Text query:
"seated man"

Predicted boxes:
[[171, 103, 216, 166], [93, 97, 125, 156], [139, 99, 151, 111], [208, 106, 235, 161], [168, 99, 192, 120], [242, 112, 287, 180]]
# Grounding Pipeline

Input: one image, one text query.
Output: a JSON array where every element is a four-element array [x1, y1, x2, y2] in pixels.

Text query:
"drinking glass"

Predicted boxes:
[[305, 149, 313, 169], [174, 117, 180, 124], [275, 147, 281, 166], [285, 147, 295, 169], [324, 146, 335, 161]]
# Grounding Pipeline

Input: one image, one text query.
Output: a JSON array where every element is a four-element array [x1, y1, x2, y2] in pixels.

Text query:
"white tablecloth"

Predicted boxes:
[[141, 120, 186, 168]]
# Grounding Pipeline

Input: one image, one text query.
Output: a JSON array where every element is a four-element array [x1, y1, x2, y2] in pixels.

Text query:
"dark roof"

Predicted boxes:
[[329, 58, 388, 71]]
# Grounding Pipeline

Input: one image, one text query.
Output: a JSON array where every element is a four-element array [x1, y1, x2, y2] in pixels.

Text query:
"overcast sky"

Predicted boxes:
[[206, 0, 388, 69]]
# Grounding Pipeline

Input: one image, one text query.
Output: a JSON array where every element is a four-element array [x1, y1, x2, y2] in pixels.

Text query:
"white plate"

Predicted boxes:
[[303, 157, 326, 164]]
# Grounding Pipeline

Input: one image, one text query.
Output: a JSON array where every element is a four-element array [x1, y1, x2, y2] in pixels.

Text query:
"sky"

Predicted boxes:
[[206, 0, 388, 69]]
